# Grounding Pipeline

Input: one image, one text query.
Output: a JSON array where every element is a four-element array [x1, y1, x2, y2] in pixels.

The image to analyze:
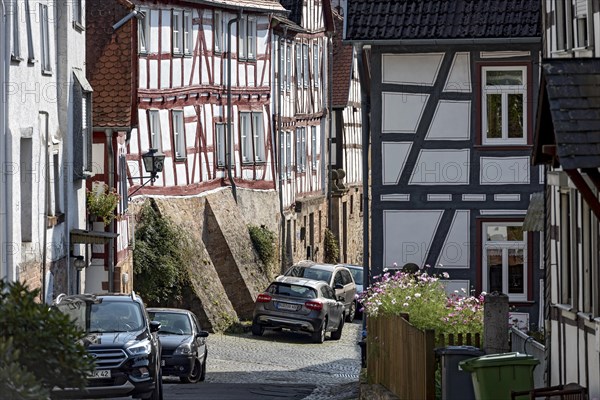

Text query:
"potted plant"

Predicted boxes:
[[86, 183, 120, 226]]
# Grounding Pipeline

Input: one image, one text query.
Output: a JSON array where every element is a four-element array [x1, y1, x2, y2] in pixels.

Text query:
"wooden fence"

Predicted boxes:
[[367, 315, 483, 399], [367, 315, 436, 400]]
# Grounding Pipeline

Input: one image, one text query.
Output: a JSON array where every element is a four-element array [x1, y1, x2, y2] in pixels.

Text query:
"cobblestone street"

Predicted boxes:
[[190, 320, 363, 399]]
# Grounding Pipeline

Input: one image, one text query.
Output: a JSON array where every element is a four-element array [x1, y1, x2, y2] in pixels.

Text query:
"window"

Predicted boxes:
[[183, 11, 193, 55], [482, 222, 527, 302], [172, 110, 186, 159], [296, 44, 302, 87], [574, 0, 589, 48], [481, 66, 527, 145], [40, 3, 51, 74], [10, 0, 22, 61], [73, 0, 83, 28], [138, 8, 150, 53], [148, 110, 162, 151], [313, 42, 319, 87], [296, 127, 306, 173], [25, 0, 35, 63], [303, 44, 309, 88], [311, 126, 317, 170], [286, 44, 292, 90], [286, 131, 292, 178], [240, 112, 265, 163], [279, 41, 285, 89], [172, 10, 183, 55], [238, 15, 256, 60], [279, 130, 285, 178], [214, 11, 222, 53], [215, 123, 225, 167], [73, 71, 93, 179]]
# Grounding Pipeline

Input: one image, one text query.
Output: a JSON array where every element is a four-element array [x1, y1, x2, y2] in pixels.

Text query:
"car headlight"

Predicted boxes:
[[173, 342, 192, 355], [127, 339, 152, 355]]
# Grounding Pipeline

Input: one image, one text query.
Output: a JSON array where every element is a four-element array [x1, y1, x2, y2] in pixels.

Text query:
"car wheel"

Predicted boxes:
[[312, 318, 326, 343], [331, 315, 344, 340], [346, 301, 356, 322], [149, 364, 163, 400], [180, 359, 201, 383], [251, 322, 264, 336], [199, 350, 207, 382]]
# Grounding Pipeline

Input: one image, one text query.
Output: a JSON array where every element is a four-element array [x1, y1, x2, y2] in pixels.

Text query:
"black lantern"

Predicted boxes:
[[129, 148, 166, 197]]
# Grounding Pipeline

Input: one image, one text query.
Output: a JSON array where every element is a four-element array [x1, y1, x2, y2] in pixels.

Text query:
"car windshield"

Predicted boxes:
[[267, 283, 317, 299], [287, 266, 333, 283], [348, 267, 363, 285], [148, 312, 192, 335], [55, 299, 145, 333]]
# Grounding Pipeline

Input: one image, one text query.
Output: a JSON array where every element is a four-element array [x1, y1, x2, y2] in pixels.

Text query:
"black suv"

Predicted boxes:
[[52, 292, 163, 399]]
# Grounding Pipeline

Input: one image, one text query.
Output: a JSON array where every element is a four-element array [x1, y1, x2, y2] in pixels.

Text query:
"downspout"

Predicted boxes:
[[105, 128, 115, 292], [356, 43, 370, 302], [41, 111, 50, 302], [0, 0, 8, 281], [227, 11, 242, 203], [277, 31, 286, 272]]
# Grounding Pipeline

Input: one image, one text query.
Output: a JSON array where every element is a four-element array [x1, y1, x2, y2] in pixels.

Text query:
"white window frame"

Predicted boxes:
[[214, 11, 222, 53], [296, 127, 306, 173], [216, 123, 225, 167], [238, 15, 256, 61], [313, 42, 319, 88], [240, 112, 265, 163], [296, 43, 302, 87], [73, 0, 83, 28], [303, 43, 309, 88], [172, 110, 186, 159], [279, 130, 285, 179], [481, 66, 527, 145], [148, 110, 162, 151], [138, 8, 150, 54], [286, 44, 292, 91], [311, 126, 317, 170], [286, 131, 292, 178], [40, 3, 52, 74], [481, 222, 528, 302], [573, 0, 592, 49], [10, 0, 22, 61], [555, 0, 573, 52], [183, 11, 193, 55], [172, 9, 183, 55]]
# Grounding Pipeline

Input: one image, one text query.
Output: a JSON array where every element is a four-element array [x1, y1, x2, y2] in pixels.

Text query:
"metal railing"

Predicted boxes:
[[510, 327, 546, 388]]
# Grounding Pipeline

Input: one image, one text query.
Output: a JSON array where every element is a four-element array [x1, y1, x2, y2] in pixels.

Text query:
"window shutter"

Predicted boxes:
[[72, 81, 84, 180], [575, 0, 587, 17]]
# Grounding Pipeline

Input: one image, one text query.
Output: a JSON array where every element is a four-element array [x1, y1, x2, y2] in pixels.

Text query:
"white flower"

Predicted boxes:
[[414, 293, 421, 298], [442, 272, 450, 278], [481, 291, 487, 296], [403, 303, 409, 307], [405, 296, 411, 301]]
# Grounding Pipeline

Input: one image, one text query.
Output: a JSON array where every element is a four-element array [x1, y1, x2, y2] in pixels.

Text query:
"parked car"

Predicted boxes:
[[147, 308, 209, 384], [52, 292, 163, 400], [280, 261, 357, 321], [252, 276, 345, 343], [342, 264, 364, 319]]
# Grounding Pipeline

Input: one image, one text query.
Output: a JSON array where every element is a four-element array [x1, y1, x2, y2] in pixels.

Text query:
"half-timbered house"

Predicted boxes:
[[533, 0, 600, 395], [86, 0, 286, 295], [4, 0, 91, 299], [345, 0, 545, 328], [273, 0, 334, 265]]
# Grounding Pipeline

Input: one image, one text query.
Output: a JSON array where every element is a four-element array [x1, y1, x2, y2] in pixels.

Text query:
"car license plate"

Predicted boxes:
[[88, 369, 111, 379], [277, 302, 298, 311]]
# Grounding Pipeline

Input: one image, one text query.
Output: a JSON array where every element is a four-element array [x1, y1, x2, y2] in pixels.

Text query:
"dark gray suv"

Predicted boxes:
[[281, 261, 357, 321], [52, 292, 163, 399]]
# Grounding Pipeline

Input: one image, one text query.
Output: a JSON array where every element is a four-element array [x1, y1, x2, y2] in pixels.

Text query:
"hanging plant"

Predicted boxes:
[[86, 183, 120, 226]]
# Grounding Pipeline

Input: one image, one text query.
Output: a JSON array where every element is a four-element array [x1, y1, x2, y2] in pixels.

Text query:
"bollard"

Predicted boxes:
[[483, 292, 510, 354]]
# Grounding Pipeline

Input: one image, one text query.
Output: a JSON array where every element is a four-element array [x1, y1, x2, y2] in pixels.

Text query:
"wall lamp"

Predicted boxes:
[[129, 148, 166, 197]]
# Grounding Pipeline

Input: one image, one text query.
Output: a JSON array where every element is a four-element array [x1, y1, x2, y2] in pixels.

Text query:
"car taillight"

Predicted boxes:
[[304, 301, 323, 311], [256, 294, 272, 303]]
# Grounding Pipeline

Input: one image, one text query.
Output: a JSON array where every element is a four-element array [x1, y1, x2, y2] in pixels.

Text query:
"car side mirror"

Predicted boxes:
[[149, 320, 161, 333], [335, 283, 344, 290], [196, 330, 209, 338]]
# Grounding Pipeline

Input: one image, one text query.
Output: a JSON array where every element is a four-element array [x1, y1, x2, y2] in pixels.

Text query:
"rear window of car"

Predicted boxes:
[[287, 266, 333, 283], [267, 283, 317, 299]]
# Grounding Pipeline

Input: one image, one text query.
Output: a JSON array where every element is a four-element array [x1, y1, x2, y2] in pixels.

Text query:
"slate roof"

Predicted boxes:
[[344, 0, 541, 41], [523, 191, 544, 232], [279, 0, 303, 25], [535, 59, 600, 170], [332, 10, 353, 108]]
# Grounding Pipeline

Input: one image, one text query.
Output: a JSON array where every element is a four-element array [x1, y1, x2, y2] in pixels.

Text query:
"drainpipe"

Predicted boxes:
[[105, 128, 115, 292], [41, 112, 50, 302], [356, 43, 370, 298], [277, 31, 286, 272], [227, 11, 242, 203], [0, 0, 8, 281]]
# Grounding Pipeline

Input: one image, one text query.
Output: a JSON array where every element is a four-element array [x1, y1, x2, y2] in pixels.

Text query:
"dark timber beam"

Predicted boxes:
[[565, 169, 600, 220]]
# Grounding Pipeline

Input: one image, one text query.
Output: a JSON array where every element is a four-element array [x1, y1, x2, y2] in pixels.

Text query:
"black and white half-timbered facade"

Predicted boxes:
[[273, 0, 334, 265], [534, 0, 600, 395], [345, 0, 545, 328]]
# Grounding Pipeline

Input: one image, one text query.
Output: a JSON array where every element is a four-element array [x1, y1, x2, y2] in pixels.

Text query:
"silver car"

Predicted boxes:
[[281, 261, 358, 322], [251, 276, 345, 343]]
